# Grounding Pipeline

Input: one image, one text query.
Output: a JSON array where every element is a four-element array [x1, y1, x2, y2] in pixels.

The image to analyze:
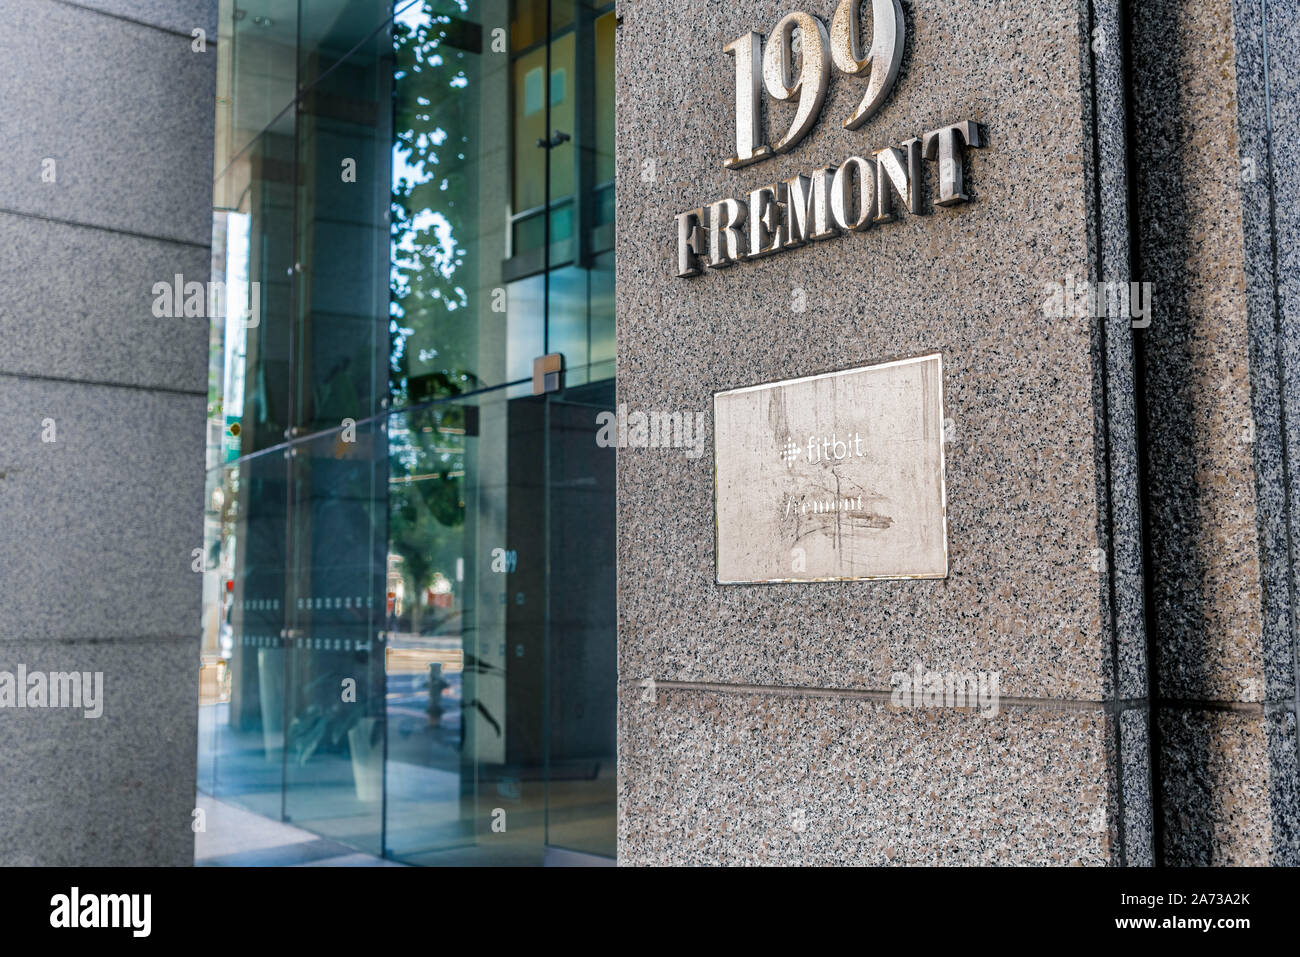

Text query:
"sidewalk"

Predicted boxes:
[[194, 792, 404, 867]]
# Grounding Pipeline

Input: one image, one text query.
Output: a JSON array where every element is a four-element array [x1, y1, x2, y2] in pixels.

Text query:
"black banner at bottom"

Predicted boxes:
[[0, 865, 1282, 943]]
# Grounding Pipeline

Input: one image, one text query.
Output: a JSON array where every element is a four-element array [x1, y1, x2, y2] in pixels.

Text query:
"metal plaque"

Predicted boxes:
[[713, 353, 948, 583]]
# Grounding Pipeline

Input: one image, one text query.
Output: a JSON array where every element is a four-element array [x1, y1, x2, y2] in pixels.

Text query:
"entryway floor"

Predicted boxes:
[[194, 792, 404, 867]]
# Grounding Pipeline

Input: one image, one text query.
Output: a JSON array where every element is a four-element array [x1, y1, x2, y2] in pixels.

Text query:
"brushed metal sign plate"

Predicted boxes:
[[713, 353, 948, 584]]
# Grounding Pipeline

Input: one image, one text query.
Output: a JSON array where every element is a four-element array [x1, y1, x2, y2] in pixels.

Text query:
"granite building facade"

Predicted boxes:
[[0, 0, 217, 865], [616, 0, 1300, 865]]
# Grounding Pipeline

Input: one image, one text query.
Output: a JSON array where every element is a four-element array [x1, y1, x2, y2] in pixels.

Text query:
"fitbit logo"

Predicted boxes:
[[781, 431, 868, 466]]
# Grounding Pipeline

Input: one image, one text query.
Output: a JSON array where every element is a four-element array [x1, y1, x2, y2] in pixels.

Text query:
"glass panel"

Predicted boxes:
[[511, 210, 545, 256], [217, 0, 300, 173], [384, 398, 479, 860], [202, 8, 299, 832], [512, 46, 546, 214], [537, 2, 616, 860], [197, 452, 290, 823], [512, 201, 574, 257], [593, 182, 614, 229], [293, 13, 395, 432], [391, 0, 504, 404], [545, 382, 616, 858], [510, 0, 575, 52], [298, 0, 413, 92], [384, 388, 546, 864], [594, 9, 615, 187], [512, 30, 575, 216], [197, 460, 226, 796], [506, 274, 545, 387], [547, 265, 589, 385], [282, 420, 388, 854], [589, 249, 614, 375], [212, 125, 297, 458]]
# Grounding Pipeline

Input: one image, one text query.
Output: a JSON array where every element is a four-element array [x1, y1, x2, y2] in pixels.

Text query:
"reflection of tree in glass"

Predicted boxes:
[[388, 7, 481, 636], [391, 6, 479, 407], [388, 405, 469, 636]]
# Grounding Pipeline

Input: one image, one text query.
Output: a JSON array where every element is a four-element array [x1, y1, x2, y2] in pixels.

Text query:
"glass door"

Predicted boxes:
[[520, 0, 618, 863], [542, 383, 617, 860]]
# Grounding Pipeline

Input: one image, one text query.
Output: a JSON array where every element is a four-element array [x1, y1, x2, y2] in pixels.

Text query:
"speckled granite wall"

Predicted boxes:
[[1131, 0, 1300, 864], [615, 0, 1153, 864], [0, 0, 214, 865]]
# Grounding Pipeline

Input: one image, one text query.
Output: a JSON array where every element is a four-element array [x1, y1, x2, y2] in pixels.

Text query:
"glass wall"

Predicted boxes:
[[199, 0, 617, 865]]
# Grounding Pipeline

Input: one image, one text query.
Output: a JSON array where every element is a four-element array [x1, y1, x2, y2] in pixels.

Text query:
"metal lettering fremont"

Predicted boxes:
[[676, 0, 986, 276]]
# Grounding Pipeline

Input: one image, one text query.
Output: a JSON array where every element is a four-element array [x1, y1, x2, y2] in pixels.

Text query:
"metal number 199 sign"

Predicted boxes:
[[723, 0, 906, 169]]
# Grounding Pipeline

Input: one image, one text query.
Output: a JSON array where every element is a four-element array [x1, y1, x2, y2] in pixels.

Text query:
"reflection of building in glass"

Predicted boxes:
[[198, 0, 617, 866]]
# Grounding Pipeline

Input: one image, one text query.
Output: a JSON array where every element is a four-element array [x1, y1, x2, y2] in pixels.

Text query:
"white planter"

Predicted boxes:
[[256, 648, 284, 756], [347, 717, 383, 802]]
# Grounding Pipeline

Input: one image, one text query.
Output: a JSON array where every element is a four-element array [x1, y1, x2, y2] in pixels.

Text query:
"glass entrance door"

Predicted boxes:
[[541, 385, 617, 860]]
